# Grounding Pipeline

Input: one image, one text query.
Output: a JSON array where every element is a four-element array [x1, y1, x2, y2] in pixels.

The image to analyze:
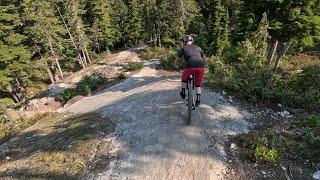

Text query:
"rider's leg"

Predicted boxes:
[[180, 82, 187, 99], [194, 68, 205, 106], [195, 86, 201, 106], [180, 68, 191, 100]]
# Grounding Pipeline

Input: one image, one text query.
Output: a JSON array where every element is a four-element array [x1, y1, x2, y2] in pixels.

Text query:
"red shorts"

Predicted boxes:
[[182, 67, 205, 86]]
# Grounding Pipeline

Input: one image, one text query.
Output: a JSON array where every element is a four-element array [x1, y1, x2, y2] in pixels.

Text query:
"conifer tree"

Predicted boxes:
[[22, 0, 66, 82], [0, 3, 38, 102], [63, 0, 91, 68], [124, 0, 143, 46], [84, 0, 116, 53]]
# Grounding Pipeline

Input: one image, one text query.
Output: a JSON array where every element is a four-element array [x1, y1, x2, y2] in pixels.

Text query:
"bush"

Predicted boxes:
[[0, 98, 15, 108], [239, 115, 320, 164], [59, 76, 109, 102], [123, 62, 143, 72], [254, 145, 279, 164], [206, 44, 320, 110], [142, 47, 175, 60]]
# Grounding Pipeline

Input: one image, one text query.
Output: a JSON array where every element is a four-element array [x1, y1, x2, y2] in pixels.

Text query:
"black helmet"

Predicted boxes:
[[182, 35, 193, 43]]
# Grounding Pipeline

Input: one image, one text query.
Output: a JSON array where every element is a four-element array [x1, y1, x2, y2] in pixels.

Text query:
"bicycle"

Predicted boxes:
[[185, 73, 196, 125]]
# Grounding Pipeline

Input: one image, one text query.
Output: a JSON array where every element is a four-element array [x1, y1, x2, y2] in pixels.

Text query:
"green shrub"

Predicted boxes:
[[59, 88, 79, 102], [59, 76, 109, 102], [0, 98, 15, 108], [160, 54, 185, 70], [254, 145, 279, 164], [206, 44, 320, 110], [142, 47, 175, 60], [123, 62, 143, 72]]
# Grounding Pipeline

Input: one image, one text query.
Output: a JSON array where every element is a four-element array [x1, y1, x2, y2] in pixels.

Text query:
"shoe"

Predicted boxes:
[[180, 91, 186, 100], [195, 100, 201, 107]]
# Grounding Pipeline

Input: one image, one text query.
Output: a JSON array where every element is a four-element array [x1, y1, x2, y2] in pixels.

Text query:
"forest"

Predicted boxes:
[[1, 0, 320, 110], [0, 0, 320, 178]]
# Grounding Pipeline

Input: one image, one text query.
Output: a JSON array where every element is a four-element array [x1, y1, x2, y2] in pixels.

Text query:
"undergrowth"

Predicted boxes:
[[239, 115, 320, 164], [59, 76, 109, 102], [206, 45, 320, 110], [123, 62, 143, 72]]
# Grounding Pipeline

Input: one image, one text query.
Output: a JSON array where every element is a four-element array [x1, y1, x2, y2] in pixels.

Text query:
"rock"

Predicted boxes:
[[222, 90, 227, 95], [230, 143, 237, 149], [228, 96, 233, 103], [278, 104, 283, 107], [6, 109, 20, 120], [48, 86, 64, 95], [63, 95, 86, 108], [26, 97, 56, 111], [313, 171, 320, 180], [278, 110, 290, 118], [261, 170, 266, 175]]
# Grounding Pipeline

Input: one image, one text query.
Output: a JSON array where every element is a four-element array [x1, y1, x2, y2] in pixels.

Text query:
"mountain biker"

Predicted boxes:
[[175, 35, 207, 106]]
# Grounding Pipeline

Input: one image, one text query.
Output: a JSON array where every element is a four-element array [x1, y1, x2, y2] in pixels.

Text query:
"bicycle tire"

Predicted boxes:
[[186, 80, 192, 125]]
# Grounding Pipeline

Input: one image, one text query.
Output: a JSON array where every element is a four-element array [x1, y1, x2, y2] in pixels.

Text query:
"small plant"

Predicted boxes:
[[117, 73, 126, 80], [59, 76, 109, 102], [254, 145, 279, 164], [123, 62, 143, 72]]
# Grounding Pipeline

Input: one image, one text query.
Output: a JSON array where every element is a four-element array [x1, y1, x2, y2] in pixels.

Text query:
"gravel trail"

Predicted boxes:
[[62, 61, 249, 180]]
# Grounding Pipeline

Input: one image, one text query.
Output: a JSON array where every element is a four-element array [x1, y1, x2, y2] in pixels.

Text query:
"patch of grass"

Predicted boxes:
[[59, 76, 109, 102], [0, 98, 15, 108], [0, 113, 115, 178], [123, 62, 143, 72], [239, 115, 320, 165], [0, 113, 51, 144]]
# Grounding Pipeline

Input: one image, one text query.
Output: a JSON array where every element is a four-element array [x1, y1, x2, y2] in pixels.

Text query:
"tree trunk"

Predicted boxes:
[[57, 6, 85, 68], [47, 68, 55, 84], [265, 40, 278, 65], [77, 52, 86, 68], [81, 49, 88, 67], [5, 86, 20, 103], [274, 42, 290, 72], [94, 33, 101, 54], [48, 37, 64, 79], [158, 33, 161, 47], [84, 47, 92, 64], [106, 46, 111, 55]]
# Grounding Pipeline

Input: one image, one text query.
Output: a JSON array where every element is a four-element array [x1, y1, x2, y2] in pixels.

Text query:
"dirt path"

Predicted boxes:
[[62, 61, 250, 179]]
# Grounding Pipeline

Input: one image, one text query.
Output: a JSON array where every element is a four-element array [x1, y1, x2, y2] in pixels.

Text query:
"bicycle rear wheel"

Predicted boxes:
[[186, 81, 193, 125]]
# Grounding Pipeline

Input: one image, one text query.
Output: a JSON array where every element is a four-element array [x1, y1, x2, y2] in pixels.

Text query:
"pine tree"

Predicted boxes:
[[0, 4, 38, 102], [84, 0, 116, 53], [22, 0, 66, 82], [123, 0, 143, 46], [196, 0, 229, 55], [110, 0, 127, 48], [63, 0, 91, 68]]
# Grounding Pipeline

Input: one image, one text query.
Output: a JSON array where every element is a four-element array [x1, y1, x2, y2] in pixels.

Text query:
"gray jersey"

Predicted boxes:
[[178, 44, 205, 68]]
